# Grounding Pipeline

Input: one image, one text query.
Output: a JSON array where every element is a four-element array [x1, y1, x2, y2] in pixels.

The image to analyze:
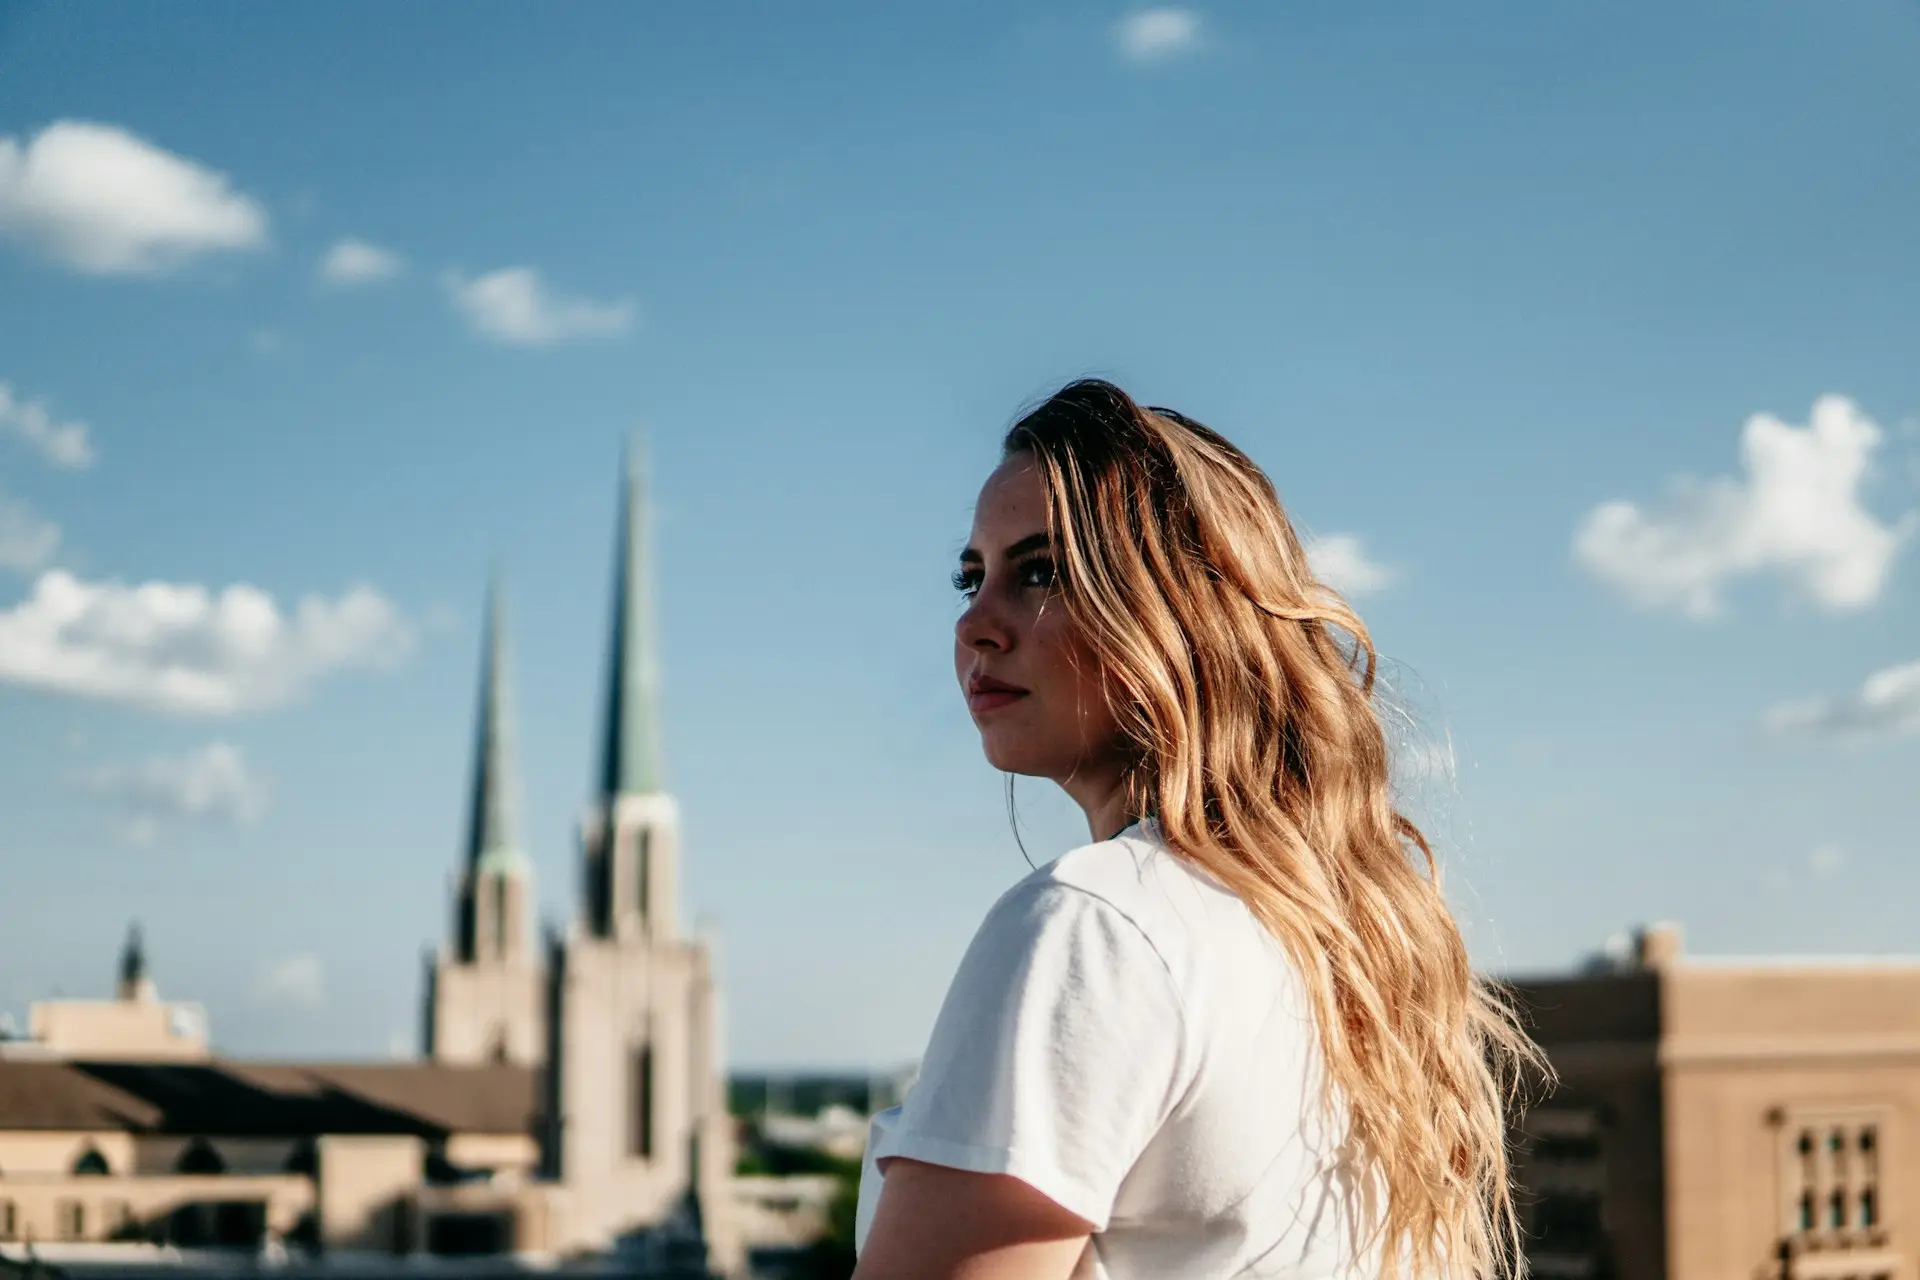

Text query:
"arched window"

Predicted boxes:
[[635, 829, 652, 921], [491, 876, 510, 958], [72, 1144, 111, 1176], [175, 1138, 226, 1175], [284, 1139, 317, 1176], [629, 1043, 655, 1158]]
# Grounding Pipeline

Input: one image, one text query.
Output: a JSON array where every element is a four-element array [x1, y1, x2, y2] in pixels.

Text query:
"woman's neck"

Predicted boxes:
[[1059, 765, 1136, 843]]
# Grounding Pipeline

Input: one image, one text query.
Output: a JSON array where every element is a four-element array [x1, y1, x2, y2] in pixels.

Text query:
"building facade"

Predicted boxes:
[[1513, 924, 1918, 1280], [1, 450, 740, 1275]]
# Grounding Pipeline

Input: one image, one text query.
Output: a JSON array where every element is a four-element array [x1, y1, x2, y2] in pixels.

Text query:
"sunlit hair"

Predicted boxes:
[[1003, 379, 1544, 1280]]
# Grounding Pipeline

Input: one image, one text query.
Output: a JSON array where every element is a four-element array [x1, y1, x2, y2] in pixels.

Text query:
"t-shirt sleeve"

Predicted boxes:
[[869, 880, 1190, 1231]]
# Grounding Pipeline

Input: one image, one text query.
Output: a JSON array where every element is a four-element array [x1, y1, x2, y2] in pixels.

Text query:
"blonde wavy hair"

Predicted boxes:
[[1004, 379, 1542, 1280]]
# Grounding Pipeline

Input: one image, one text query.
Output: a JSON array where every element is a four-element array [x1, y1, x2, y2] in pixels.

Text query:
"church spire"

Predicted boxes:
[[465, 571, 524, 877], [118, 921, 154, 1002], [598, 442, 665, 800]]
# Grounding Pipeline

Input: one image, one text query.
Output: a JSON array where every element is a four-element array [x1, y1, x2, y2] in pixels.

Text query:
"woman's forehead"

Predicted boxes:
[[972, 456, 1046, 534]]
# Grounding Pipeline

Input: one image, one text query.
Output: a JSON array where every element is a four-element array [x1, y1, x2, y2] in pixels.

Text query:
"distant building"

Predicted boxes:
[[1511, 923, 1918, 1280], [22, 927, 208, 1064], [0, 450, 741, 1275], [727, 1066, 917, 1123]]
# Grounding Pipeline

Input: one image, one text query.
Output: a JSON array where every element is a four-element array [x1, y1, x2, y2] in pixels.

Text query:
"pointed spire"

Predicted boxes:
[[466, 570, 525, 876], [598, 439, 666, 799], [118, 922, 152, 1002], [119, 923, 145, 987]]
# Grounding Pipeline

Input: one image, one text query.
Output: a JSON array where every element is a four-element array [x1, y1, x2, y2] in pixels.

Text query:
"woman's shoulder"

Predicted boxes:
[[1002, 821, 1284, 979]]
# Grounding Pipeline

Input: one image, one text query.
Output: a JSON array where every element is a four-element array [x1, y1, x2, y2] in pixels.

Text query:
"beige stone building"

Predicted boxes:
[[1512, 924, 1918, 1280], [0, 451, 741, 1275]]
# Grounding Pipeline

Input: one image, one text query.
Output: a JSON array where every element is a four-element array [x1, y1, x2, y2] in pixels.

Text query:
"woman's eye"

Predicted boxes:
[[1017, 558, 1059, 590], [951, 567, 982, 597]]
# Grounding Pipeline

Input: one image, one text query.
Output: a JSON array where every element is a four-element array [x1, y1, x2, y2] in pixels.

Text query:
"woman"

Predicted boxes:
[[852, 380, 1535, 1280]]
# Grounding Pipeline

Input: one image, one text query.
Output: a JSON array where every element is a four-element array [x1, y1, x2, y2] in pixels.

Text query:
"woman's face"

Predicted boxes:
[[954, 455, 1129, 787]]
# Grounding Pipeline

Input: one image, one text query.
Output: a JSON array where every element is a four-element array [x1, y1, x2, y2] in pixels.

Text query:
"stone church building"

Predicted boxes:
[[0, 452, 742, 1275], [1512, 924, 1919, 1280]]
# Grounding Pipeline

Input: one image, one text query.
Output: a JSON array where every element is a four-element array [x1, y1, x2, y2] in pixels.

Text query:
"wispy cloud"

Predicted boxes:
[[83, 741, 269, 843], [1765, 657, 1920, 743], [1575, 396, 1913, 619], [0, 570, 414, 714], [253, 954, 324, 1009], [0, 121, 267, 276], [1116, 9, 1204, 64], [318, 237, 403, 287], [1763, 843, 1848, 893], [0, 381, 95, 469], [1305, 533, 1396, 597], [444, 266, 632, 347], [0, 495, 60, 572]]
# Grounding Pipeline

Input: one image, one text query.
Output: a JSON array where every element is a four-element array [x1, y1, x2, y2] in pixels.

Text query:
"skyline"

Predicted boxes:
[[1, 1, 1916, 1068]]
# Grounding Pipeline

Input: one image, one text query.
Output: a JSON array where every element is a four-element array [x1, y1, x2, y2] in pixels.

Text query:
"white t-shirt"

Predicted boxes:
[[855, 820, 1378, 1278]]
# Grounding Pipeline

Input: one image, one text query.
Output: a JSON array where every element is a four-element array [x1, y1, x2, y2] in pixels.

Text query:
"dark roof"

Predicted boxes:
[[0, 1059, 538, 1138], [1505, 969, 1662, 1045]]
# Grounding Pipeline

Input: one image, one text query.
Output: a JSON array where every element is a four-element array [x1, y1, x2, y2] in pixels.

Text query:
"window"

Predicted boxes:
[[635, 829, 651, 922], [1519, 1108, 1612, 1280], [1779, 1109, 1887, 1250], [72, 1144, 111, 1176], [58, 1199, 84, 1241], [176, 1138, 227, 1175], [284, 1139, 318, 1176], [1, 1199, 17, 1241], [630, 1042, 654, 1158], [491, 875, 510, 957]]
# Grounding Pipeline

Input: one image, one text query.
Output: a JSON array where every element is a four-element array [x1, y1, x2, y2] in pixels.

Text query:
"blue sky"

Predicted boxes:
[[1, 0, 1916, 1069]]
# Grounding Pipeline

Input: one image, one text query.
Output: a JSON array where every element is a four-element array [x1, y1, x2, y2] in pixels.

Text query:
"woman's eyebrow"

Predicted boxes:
[[958, 532, 1051, 565], [1001, 532, 1051, 560]]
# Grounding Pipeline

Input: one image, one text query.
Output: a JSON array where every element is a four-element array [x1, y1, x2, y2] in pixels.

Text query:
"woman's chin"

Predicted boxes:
[[977, 736, 1057, 779]]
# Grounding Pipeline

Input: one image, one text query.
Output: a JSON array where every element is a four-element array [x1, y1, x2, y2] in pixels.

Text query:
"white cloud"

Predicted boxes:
[[0, 496, 59, 571], [0, 570, 414, 714], [1575, 396, 1913, 619], [444, 266, 633, 346], [254, 954, 324, 1009], [84, 741, 269, 841], [1762, 843, 1848, 893], [318, 237, 402, 286], [1116, 8, 1203, 63], [1765, 657, 1920, 743], [0, 382, 95, 469], [0, 121, 267, 275], [1306, 533, 1396, 596]]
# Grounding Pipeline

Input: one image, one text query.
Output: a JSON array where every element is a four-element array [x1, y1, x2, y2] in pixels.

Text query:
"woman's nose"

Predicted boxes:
[[955, 595, 1012, 653]]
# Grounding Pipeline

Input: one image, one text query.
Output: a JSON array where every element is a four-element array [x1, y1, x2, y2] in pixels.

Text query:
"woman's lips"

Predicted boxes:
[[967, 675, 1029, 714]]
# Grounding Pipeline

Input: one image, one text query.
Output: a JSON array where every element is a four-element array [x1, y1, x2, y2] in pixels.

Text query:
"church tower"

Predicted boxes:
[[547, 447, 738, 1269], [117, 922, 157, 1004], [582, 446, 679, 946], [425, 576, 545, 1066]]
